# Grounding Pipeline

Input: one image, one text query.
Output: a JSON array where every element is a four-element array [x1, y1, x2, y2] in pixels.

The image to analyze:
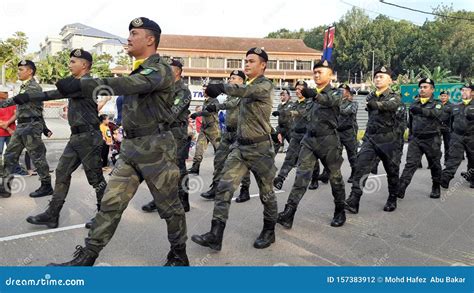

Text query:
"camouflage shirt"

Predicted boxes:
[[283, 98, 310, 133], [450, 100, 474, 134], [68, 73, 100, 128], [305, 84, 342, 135], [277, 101, 294, 129], [365, 88, 402, 134], [80, 54, 175, 131], [338, 99, 358, 130], [408, 96, 443, 136], [170, 78, 191, 124], [223, 75, 273, 139], [16, 79, 44, 119]]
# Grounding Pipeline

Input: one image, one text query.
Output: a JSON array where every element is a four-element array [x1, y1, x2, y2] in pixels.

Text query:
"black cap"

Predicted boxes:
[[18, 60, 36, 74], [461, 83, 474, 90], [295, 80, 308, 88], [70, 49, 93, 63], [230, 70, 245, 80], [129, 17, 161, 33], [439, 90, 449, 95], [339, 84, 351, 92], [169, 58, 183, 69], [313, 59, 333, 70], [418, 77, 435, 88], [373, 66, 392, 77], [246, 47, 268, 62]]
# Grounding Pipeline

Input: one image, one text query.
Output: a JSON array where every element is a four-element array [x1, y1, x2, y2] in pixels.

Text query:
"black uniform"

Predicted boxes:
[[440, 101, 454, 165], [337, 97, 358, 179], [273, 100, 293, 153]]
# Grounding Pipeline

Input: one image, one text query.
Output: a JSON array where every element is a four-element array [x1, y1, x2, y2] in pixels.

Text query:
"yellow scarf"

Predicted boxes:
[[132, 59, 146, 71], [246, 77, 257, 85], [298, 97, 305, 102], [375, 87, 388, 97], [420, 97, 430, 104], [462, 99, 472, 106]]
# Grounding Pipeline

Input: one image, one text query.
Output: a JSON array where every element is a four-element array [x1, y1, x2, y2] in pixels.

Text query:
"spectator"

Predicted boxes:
[[99, 114, 112, 171], [0, 86, 16, 173]]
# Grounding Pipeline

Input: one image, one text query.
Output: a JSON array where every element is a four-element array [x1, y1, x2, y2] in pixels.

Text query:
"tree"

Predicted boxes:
[[36, 49, 70, 84], [91, 53, 113, 78], [418, 65, 460, 83], [0, 32, 29, 82]]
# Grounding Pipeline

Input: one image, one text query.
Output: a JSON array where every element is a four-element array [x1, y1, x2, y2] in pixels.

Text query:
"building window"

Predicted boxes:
[[182, 57, 190, 67], [209, 58, 225, 69], [267, 60, 277, 70], [227, 59, 242, 69], [296, 60, 311, 71], [191, 57, 207, 68], [279, 60, 294, 70]]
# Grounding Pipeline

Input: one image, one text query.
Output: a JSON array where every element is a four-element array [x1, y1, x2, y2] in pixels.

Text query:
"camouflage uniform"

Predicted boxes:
[[399, 96, 443, 198], [273, 101, 293, 153], [440, 101, 454, 165], [192, 97, 220, 164], [0, 79, 51, 195], [77, 54, 186, 253], [441, 100, 474, 186], [211, 95, 251, 189], [345, 88, 402, 212], [337, 98, 358, 172], [285, 85, 345, 212]]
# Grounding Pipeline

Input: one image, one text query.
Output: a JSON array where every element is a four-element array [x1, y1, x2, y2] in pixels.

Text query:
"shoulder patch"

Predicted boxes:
[[389, 97, 396, 101], [435, 104, 442, 109], [140, 68, 155, 75], [173, 98, 180, 105]]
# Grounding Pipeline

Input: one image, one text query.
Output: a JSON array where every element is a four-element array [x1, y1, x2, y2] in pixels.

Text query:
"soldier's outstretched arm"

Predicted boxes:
[[4, 90, 80, 107], [376, 93, 401, 112], [223, 80, 273, 101], [316, 90, 342, 107], [421, 103, 443, 118], [218, 96, 240, 111]]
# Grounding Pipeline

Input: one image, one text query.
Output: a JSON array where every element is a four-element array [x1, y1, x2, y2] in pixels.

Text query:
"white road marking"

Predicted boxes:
[[0, 224, 85, 242], [231, 190, 286, 201]]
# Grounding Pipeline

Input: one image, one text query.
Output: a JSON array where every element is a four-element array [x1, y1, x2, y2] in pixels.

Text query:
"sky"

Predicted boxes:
[[0, 0, 473, 53]]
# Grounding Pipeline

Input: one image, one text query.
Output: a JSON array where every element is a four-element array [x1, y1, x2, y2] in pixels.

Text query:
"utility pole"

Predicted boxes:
[[371, 50, 375, 79]]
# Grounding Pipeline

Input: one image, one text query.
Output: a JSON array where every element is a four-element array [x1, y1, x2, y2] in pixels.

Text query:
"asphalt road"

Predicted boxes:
[[0, 140, 472, 267]]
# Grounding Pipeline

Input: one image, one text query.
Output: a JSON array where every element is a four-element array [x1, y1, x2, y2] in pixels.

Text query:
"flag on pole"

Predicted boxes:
[[322, 26, 335, 62]]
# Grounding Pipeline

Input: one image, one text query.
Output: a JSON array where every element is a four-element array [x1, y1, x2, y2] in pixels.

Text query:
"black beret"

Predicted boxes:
[[313, 59, 333, 70], [246, 47, 268, 62], [373, 66, 392, 77], [129, 17, 161, 33], [17, 60, 36, 72], [418, 77, 435, 87], [169, 58, 183, 69], [439, 90, 449, 95], [230, 70, 245, 80], [70, 49, 93, 63], [280, 89, 290, 96], [461, 83, 474, 90], [339, 84, 351, 92], [295, 80, 308, 88]]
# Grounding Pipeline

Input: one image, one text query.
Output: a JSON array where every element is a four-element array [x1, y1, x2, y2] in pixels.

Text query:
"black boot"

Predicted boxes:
[[254, 220, 276, 249], [330, 204, 346, 227], [308, 177, 319, 190], [142, 200, 157, 212], [319, 169, 329, 184], [164, 244, 189, 266], [277, 203, 297, 229], [397, 180, 408, 199], [235, 185, 250, 203], [383, 195, 397, 212], [273, 175, 284, 190], [179, 191, 190, 212], [191, 219, 225, 251], [347, 169, 355, 183], [26, 200, 64, 228], [188, 163, 200, 175], [430, 182, 441, 199], [200, 183, 217, 200], [440, 176, 450, 189], [0, 177, 11, 198], [47, 245, 98, 266], [461, 171, 471, 181], [344, 194, 360, 214], [29, 180, 53, 198]]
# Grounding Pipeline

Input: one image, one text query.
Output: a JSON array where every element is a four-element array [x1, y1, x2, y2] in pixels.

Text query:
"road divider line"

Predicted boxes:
[[0, 224, 85, 242]]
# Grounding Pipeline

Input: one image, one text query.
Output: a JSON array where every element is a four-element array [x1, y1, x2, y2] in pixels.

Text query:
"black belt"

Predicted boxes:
[[123, 124, 170, 139], [413, 132, 439, 139], [226, 126, 237, 133], [71, 124, 99, 135], [170, 122, 187, 128], [293, 128, 306, 134], [17, 117, 42, 124], [366, 127, 393, 135], [307, 129, 336, 137], [337, 125, 353, 132], [237, 135, 270, 145]]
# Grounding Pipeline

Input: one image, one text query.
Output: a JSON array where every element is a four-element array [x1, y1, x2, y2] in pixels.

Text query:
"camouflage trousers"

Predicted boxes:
[[442, 133, 474, 181], [193, 124, 220, 164], [213, 139, 277, 223], [272, 127, 291, 153], [51, 130, 106, 205], [278, 132, 319, 179], [171, 125, 191, 194], [3, 122, 50, 182], [85, 131, 187, 253], [350, 132, 400, 198], [287, 134, 345, 207], [338, 128, 358, 169], [212, 131, 250, 188], [400, 134, 442, 185]]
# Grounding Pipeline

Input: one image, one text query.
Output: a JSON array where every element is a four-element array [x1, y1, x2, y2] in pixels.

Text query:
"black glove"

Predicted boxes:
[[366, 100, 378, 110], [272, 111, 280, 117], [205, 83, 225, 98], [43, 128, 52, 137], [466, 114, 474, 121], [410, 105, 423, 115], [13, 93, 30, 105], [55, 77, 81, 96], [301, 88, 316, 99], [205, 104, 217, 113], [190, 113, 198, 119]]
